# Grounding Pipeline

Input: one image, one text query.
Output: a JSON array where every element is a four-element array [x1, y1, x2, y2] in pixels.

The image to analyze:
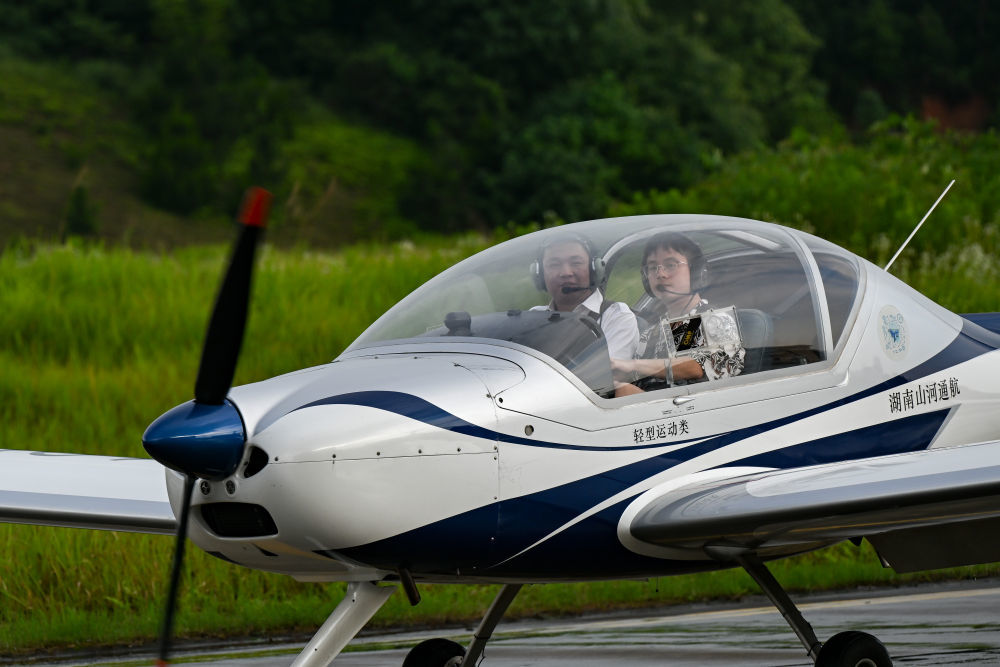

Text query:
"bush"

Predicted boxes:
[[611, 118, 1000, 263]]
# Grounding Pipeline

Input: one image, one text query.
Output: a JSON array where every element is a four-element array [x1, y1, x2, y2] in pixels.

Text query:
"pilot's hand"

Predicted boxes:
[[610, 358, 633, 380]]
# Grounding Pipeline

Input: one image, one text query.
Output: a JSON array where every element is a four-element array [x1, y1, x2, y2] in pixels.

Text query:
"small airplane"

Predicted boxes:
[[4, 187, 1000, 667]]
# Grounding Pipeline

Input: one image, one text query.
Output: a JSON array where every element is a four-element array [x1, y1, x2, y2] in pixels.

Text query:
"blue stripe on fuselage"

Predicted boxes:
[[961, 313, 1000, 339], [295, 390, 502, 442], [730, 408, 951, 469], [293, 389, 706, 451]]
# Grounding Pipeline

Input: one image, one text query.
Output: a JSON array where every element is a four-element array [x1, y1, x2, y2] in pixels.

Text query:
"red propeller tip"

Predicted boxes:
[[238, 187, 272, 228]]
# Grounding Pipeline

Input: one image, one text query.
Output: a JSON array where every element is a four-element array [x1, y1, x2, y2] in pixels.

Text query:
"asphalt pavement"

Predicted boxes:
[[15, 578, 1000, 666]]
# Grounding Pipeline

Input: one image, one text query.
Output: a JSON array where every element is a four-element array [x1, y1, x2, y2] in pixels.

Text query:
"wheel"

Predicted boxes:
[[401, 637, 466, 667], [815, 630, 893, 667]]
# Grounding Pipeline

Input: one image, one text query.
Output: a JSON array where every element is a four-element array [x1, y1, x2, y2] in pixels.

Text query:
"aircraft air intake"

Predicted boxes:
[[200, 502, 278, 538]]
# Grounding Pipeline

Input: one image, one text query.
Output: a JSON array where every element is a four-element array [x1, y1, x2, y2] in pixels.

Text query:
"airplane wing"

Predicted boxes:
[[625, 440, 1000, 573], [0, 450, 176, 534]]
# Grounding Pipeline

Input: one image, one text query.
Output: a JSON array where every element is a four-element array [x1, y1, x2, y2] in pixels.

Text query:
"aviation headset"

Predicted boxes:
[[640, 232, 708, 298], [530, 233, 606, 292]]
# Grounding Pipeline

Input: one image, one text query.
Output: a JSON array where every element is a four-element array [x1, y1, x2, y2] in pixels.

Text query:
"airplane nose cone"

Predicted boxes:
[[142, 400, 246, 481]]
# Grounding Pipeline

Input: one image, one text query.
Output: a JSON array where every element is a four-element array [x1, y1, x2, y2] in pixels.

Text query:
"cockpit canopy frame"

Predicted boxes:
[[346, 215, 863, 398]]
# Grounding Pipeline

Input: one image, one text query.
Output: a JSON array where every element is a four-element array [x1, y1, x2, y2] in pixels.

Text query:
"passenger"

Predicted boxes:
[[530, 234, 639, 360], [612, 232, 744, 396]]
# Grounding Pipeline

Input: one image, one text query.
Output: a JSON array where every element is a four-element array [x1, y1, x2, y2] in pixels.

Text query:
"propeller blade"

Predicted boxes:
[[156, 474, 196, 666], [194, 187, 272, 405], [152, 188, 271, 664]]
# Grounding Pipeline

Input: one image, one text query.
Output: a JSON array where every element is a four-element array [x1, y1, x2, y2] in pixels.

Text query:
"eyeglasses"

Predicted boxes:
[[642, 260, 687, 275]]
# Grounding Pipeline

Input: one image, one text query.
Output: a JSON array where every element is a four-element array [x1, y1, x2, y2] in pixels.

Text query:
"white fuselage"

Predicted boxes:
[[171, 261, 1000, 583]]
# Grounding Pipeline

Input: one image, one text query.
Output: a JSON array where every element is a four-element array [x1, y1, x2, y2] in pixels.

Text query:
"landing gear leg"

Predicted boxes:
[[403, 583, 522, 667], [730, 551, 823, 662], [290, 581, 396, 667], [459, 584, 523, 667], [708, 548, 893, 666]]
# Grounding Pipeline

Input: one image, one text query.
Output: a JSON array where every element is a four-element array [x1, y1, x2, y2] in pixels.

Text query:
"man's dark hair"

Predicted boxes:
[[641, 232, 707, 293]]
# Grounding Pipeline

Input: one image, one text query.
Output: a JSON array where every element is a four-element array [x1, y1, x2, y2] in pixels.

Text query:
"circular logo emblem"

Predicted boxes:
[[879, 306, 908, 360]]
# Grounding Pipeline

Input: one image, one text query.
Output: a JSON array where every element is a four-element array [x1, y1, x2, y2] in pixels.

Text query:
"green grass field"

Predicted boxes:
[[2, 235, 1000, 656]]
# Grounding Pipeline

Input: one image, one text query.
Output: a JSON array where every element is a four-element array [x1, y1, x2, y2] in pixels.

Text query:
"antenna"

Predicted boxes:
[[884, 180, 955, 272]]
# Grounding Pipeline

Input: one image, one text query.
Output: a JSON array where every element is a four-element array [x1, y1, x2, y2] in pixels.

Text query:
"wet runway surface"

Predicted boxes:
[[20, 579, 1000, 666]]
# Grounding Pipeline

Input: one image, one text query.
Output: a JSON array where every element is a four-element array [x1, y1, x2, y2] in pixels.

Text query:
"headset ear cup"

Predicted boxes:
[[641, 270, 654, 298], [530, 261, 546, 291], [591, 257, 606, 288], [696, 264, 708, 291]]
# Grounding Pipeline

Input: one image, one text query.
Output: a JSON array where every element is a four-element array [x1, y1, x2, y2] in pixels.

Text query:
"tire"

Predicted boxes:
[[401, 637, 466, 667], [815, 630, 893, 667]]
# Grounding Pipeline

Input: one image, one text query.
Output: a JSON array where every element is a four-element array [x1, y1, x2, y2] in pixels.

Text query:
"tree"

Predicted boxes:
[[134, 0, 292, 215], [656, 0, 832, 140]]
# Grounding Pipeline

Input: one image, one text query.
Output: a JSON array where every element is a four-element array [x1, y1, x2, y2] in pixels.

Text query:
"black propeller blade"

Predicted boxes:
[[195, 187, 272, 404], [155, 187, 271, 666], [156, 474, 194, 667]]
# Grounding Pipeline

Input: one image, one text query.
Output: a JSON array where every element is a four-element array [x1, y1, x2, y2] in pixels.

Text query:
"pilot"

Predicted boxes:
[[530, 234, 639, 360], [612, 232, 744, 396]]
